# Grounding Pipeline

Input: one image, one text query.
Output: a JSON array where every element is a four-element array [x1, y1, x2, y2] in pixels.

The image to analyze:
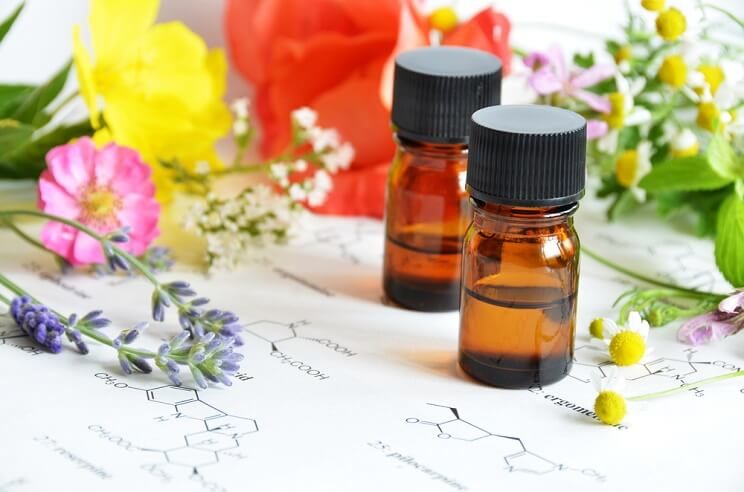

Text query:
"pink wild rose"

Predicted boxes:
[[38, 138, 160, 265]]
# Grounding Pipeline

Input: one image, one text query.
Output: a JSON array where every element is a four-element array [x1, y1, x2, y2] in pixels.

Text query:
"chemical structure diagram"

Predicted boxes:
[[0, 318, 43, 356], [242, 320, 357, 381], [569, 345, 742, 397], [91, 373, 257, 486], [295, 220, 382, 266], [406, 403, 604, 480], [591, 233, 724, 292]]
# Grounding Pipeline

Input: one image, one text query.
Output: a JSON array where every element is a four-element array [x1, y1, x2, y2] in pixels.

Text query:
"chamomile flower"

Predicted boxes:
[[656, 7, 686, 41], [615, 141, 652, 201], [592, 368, 628, 425], [598, 74, 651, 153], [670, 128, 699, 157], [601, 312, 653, 366], [589, 317, 612, 339]]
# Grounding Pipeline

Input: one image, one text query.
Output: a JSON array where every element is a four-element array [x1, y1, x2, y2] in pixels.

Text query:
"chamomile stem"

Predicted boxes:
[[628, 369, 744, 401], [582, 246, 724, 297]]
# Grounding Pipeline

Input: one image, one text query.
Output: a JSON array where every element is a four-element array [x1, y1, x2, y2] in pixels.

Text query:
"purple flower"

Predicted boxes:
[[524, 45, 614, 113], [10, 296, 65, 353], [678, 291, 744, 345]]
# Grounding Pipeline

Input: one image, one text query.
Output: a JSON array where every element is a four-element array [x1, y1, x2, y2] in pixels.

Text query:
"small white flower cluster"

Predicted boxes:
[[183, 186, 303, 271], [262, 107, 355, 208], [231, 97, 251, 141]]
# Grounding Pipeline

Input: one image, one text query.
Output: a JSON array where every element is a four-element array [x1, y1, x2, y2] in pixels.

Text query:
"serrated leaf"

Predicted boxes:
[[0, 119, 92, 179], [715, 193, 744, 287], [0, 2, 23, 44], [12, 60, 71, 126], [0, 84, 34, 118], [0, 119, 33, 157], [639, 155, 733, 192], [707, 131, 742, 180]]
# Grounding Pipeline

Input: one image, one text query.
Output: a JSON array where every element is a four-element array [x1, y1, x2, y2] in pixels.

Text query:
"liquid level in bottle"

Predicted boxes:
[[459, 285, 575, 388], [383, 232, 463, 312]]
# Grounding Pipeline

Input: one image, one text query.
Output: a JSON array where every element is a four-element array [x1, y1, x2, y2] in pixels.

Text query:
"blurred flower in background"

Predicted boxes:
[[226, 0, 512, 217]]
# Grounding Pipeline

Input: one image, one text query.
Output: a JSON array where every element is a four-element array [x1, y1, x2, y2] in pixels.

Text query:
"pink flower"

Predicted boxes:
[[524, 45, 614, 113], [677, 291, 744, 345], [587, 119, 609, 139], [38, 138, 160, 265]]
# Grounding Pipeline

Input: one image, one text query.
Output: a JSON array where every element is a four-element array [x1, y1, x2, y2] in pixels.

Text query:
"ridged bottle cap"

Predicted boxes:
[[392, 46, 502, 143], [467, 105, 587, 207]]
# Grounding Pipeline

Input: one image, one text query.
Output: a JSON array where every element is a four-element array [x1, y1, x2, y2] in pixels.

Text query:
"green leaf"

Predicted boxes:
[[0, 119, 92, 179], [0, 84, 34, 118], [12, 60, 71, 126], [707, 131, 743, 180], [573, 52, 595, 69], [0, 119, 33, 157], [0, 2, 23, 45], [715, 192, 744, 287], [639, 155, 733, 192]]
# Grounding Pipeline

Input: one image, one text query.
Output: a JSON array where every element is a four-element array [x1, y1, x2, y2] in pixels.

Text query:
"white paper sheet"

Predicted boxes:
[[1, 199, 742, 492]]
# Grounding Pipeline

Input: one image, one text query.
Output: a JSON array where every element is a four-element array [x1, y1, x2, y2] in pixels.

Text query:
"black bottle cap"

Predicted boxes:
[[391, 46, 502, 143], [467, 104, 587, 207]]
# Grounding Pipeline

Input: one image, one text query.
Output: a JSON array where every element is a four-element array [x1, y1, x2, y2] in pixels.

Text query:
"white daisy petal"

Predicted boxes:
[[602, 318, 621, 339]]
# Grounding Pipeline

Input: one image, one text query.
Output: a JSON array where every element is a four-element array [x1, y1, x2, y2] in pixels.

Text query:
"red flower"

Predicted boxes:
[[226, 0, 511, 217]]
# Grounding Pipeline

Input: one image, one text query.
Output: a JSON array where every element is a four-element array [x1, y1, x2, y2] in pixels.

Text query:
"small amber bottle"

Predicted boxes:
[[383, 46, 502, 312], [459, 105, 587, 388]]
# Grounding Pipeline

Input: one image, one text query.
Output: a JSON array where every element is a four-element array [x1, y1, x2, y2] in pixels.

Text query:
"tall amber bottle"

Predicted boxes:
[[459, 105, 587, 388], [383, 46, 502, 312]]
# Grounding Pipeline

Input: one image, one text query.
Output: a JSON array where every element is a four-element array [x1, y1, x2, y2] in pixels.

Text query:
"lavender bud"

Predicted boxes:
[[87, 317, 111, 329], [191, 350, 206, 364], [190, 366, 208, 389], [130, 356, 152, 374], [75, 340, 89, 355], [191, 321, 205, 337], [165, 359, 180, 374], [216, 372, 233, 386], [111, 254, 130, 272], [112, 336, 123, 349], [81, 310, 103, 322], [158, 343, 170, 356], [34, 324, 48, 345], [166, 371, 182, 386], [123, 329, 140, 345], [178, 313, 193, 330], [67, 313, 78, 327], [205, 309, 223, 320], [167, 281, 191, 290], [191, 298, 210, 306], [220, 361, 240, 373], [118, 353, 133, 375], [169, 331, 190, 349], [151, 291, 166, 322], [204, 339, 221, 354], [48, 336, 63, 354]]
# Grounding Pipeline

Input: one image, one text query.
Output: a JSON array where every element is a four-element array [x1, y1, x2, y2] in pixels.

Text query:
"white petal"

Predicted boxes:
[[602, 318, 621, 339], [625, 107, 652, 126]]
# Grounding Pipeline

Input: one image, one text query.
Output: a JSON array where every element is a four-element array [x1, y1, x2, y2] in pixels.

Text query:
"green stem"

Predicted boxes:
[[583, 246, 725, 297], [214, 162, 272, 176], [702, 4, 744, 30], [628, 369, 744, 401], [0, 217, 62, 260]]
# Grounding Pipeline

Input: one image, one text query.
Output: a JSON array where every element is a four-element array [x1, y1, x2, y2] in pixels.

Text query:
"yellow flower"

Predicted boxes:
[[658, 55, 687, 88], [593, 369, 628, 426], [429, 6, 459, 32], [589, 318, 609, 339], [698, 64, 725, 95], [603, 92, 626, 129], [614, 45, 632, 64], [656, 8, 686, 41], [641, 0, 665, 12], [72, 0, 230, 203], [615, 142, 652, 198], [697, 101, 720, 131], [602, 312, 652, 366], [670, 128, 699, 157]]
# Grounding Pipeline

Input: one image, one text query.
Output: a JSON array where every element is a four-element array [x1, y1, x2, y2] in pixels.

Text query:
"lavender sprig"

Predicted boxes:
[[10, 296, 65, 353]]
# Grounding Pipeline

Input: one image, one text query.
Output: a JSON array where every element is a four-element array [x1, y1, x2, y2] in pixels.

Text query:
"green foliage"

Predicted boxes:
[[0, 121, 33, 156], [640, 155, 734, 192], [0, 85, 34, 118], [707, 132, 744, 180], [0, 2, 23, 44], [607, 190, 641, 221], [715, 193, 744, 287], [573, 52, 595, 69], [11, 61, 72, 127]]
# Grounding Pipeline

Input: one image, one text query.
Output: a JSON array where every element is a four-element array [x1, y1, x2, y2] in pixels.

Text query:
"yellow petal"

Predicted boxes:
[[90, 0, 158, 65], [206, 49, 228, 99], [72, 25, 100, 128]]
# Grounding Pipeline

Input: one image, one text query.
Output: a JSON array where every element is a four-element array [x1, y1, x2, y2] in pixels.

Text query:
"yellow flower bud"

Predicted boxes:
[[595, 391, 627, 425], [616, 149, 639, 188], [697, 102, 720, 131], [658, 55, 687, 88], [698, 64, 725, 95], [656, 8, 686, 41], [614, 45, 632, 63], [641, 0, 665, 11], [603, 92, 626, 129], [429, 6, 459, 33]]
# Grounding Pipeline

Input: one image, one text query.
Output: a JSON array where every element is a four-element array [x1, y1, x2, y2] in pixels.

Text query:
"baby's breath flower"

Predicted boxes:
[[658, 54, 687, 88], [292, 107, 318, 131], [233, 119, 249, 138], [309, 127, 341, 153], [322, 142, 354, 172], [429, 6, 459, 32], [602, 312, 653, 366], [231, 97, 250, 119], [641, 0, 665, 12], [593, 369, 628, 425], [670, 128, 699, 157], [656, 8, 686, 41]]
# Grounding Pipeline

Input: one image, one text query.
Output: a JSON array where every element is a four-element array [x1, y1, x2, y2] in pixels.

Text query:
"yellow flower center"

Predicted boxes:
[[671, 141, 699, 158], [615, 150, 639, 188], [658, 55, 687, 88], [80, 187, 121, 225], [608, 330, 646, 366], [594, 390, 627, 425], [641, 0, 665, 12], [589, 318, 606, 339], [429, 6, 459, 33], [656, 8, 687, 41], [603, 92, 626, 129], [696, 102, 720, 132], [614, 45, 632, 63], [698, 65, 725, 95]]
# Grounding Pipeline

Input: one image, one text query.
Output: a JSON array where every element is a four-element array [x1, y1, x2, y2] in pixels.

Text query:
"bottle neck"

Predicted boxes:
[[471, 199, 578, 230], [395, 134, 468, 159]]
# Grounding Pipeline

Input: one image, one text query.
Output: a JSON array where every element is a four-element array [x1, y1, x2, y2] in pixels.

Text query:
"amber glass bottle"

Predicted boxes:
[[459, 105, 587, 388], [383, 46, 502, 312]]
